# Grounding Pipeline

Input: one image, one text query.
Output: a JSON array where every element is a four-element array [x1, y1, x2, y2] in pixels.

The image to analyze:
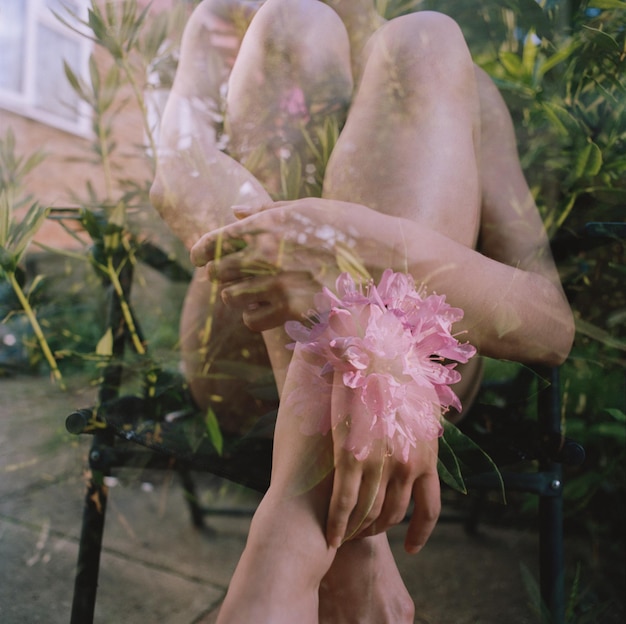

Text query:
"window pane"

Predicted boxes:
[[0, 0, 26, 92], [34, 24, 81, 121]]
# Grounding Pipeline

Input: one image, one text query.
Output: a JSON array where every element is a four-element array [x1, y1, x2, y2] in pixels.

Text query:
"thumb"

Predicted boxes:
[[232, 203, 272, 219]]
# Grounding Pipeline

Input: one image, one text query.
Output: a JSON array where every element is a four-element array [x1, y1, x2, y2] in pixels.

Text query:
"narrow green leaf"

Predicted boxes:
[[573, 142, 596, 180], [605, 408, 626, 423], [499, 51, 523, 78], [96, 328, 114, 356], [0, 189, 10, 247], [575, 317, 626, 351], [537, 38, 581, 78], [541, 100, 582, 136], [89, 54, 100, 95], [585, 141, 603, 176], [521, 29, 539, 80], [437, 434, 467, 493], [588, 0, 626, 9], [589, 422, 626, 441], [101, 64, 121, 111], [21, 151, 47, 176], [439, 420, 505, 502], [9, 202, 50, 262], [108, 201, 126, 229], [205, 406, 224, 455]]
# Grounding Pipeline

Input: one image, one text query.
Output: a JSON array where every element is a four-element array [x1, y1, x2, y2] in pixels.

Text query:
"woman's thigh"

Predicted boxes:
[[225, 0, 354, 196], [323, 11, 482, 248]]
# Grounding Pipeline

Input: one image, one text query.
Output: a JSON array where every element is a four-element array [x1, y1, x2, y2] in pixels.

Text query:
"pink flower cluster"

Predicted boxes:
[[285, 270, 476, 462], [278, 86, 310, 123]]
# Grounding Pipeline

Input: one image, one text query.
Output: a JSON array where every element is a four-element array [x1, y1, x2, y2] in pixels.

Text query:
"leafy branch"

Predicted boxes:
[[0, 131, 65, 388]]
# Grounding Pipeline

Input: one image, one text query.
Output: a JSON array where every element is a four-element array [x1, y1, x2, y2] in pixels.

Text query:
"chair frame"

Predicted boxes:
[[64, 226, 610, 624]]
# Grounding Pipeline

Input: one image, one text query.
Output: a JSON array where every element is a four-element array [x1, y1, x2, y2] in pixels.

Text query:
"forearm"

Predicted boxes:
[[190, 201, 574, 367], [353, 208, 574, 365]]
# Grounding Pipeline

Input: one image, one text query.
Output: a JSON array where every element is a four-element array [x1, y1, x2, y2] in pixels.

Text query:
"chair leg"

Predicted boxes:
[[539, 466, 565, 624], [69, 435, 112, 624], [178, 468, 205, 529]]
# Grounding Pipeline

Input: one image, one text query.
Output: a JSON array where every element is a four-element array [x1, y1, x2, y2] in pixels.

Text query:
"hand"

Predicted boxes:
[[190, 201, 367, 331], [326, 372, 441, 555]]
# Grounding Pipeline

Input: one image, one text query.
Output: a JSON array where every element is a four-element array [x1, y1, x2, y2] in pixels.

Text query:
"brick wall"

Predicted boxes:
[[0, 0, 187, 250]]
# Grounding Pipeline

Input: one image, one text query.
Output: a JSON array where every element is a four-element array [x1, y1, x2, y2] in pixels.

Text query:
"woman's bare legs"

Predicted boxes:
[[225, 0, 353, 197], [316, 11, 483, 624], [323, 10, 481, 244], [319, 534, 415, 623], [215, 6, 485, 624]]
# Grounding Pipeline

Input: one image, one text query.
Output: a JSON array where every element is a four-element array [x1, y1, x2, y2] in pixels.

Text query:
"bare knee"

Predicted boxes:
[[370, 11, 475, 99], [244, 0, 351, 70]]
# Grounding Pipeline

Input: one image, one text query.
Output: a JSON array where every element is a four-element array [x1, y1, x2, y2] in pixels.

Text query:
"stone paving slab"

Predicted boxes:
[[0, 374, 588, 623], [0, 519, 224, 624]]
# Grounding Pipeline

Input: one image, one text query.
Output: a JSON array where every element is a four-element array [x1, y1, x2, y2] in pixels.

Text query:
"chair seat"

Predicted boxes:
[[68, 393, 275, 493]]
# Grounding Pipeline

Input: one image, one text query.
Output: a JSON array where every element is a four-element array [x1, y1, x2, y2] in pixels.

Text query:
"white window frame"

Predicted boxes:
[[0, 0, 92, 136]]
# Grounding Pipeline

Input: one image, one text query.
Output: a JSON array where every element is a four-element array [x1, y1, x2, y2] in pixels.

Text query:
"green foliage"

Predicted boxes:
[[0, 130, 64, 386], [426, 2, 625, 614], [3, 2, 192, 386], [4, 1, 623, 593], [436, 1, 626, 235]]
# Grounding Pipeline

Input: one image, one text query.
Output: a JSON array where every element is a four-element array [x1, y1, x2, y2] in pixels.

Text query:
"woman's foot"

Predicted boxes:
[[319, 533, 415, 624]]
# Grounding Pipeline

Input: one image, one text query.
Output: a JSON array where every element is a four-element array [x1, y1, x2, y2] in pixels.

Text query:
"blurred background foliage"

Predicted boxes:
[[1, 0, 624, 618]]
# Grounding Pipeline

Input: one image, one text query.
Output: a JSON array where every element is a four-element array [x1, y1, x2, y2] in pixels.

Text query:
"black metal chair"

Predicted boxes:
[[452, 363, 585, 623], [63, 223, 626, 624], [63, 243, 277, 623]]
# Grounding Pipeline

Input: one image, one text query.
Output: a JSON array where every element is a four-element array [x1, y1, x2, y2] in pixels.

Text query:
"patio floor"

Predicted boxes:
[[0, 373, 615, 623]]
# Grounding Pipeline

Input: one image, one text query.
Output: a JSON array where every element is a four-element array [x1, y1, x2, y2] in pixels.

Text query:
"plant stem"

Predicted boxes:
[[120, 57, 158, 171], [105, 255, 146, 355], [97, 117, 114, 200], [8, 272, 66, 390]]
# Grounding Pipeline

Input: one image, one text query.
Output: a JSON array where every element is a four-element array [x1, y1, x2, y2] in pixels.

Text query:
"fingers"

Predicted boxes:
[[221, 271, 318, 331], [190, 228, 248, 267], [232, 203, 273, 219], [326, 457, 362, 549], [191, 204, 289, 267], [404, 470, 441, 555], [359, 474, 413, 536]]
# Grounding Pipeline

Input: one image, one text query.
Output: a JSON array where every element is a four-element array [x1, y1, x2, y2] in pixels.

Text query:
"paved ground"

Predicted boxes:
[[0, 373, 597, 623]]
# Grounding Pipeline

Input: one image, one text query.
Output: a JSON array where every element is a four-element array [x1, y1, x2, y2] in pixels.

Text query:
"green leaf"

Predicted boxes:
[[0, 244, 16, 274], [89, 53, 100, 96], [499, 51, 524, 78], [334, 242, 371, 283], [279, 151, 303, 200], [588, 0, 626, 9], [21, 150, 47, 177], [605, 408, 626, 423], [541, 101, 582, 136], [573, 140, 603, 179], [520, 563, 551, 622], [96, 328, 113, 356], [102, 63, 121, 111], [537, 37, 581, 79], [521, 29, 539, 81], [437, 434, 466, 493], [438, 420, 505, 502], [589, 422, 626, 441], [205, 406, 224, 455], [63, 61, 88, 101], [108, 201, 126, 229], [8, 202, 50, 263], [0, 189, 10, 248], [574, 317, 626, 351]]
